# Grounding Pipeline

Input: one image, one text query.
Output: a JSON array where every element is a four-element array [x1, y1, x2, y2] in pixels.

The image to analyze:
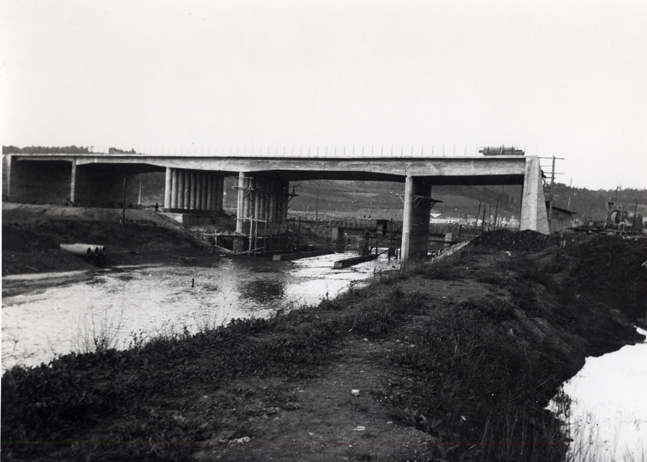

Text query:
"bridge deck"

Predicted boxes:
[[9, 153, 528, 184]]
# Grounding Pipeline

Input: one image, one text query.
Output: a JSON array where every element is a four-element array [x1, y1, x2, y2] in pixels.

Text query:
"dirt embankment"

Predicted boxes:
[[2, 203, 211, 276], [2, 213, 646, 461]]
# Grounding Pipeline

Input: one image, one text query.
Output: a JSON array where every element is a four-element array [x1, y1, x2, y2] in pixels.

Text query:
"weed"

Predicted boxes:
[[73, 308, 124, 354]]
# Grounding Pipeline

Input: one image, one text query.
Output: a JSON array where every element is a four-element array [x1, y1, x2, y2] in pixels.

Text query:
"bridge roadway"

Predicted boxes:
[[3, 152, 549, 262]]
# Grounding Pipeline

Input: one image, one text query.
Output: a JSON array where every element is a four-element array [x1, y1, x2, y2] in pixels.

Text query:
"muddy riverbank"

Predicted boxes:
[[2, 209, 647, 461]]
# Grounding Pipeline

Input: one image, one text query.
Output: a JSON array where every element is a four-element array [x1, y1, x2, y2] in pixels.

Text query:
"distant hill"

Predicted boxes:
[[288, 180, 647, 223]]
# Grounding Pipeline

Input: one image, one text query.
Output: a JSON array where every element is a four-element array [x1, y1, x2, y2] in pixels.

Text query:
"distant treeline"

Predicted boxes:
[[2, 146, 138, 154], [3, 145, 91, 154]]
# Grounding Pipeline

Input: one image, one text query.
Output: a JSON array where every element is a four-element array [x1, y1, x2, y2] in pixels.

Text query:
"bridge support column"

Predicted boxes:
[[164, 168, 224, 213], [70, 159, 77, 204], [401, 176, 432, 264], [236, 174, 290, 237], [331, 227, 346, 252], [520, 157, 550, 234], [164, 167, 172, 209], [2, 155, 11, 199], [236, 173, 249, 234]]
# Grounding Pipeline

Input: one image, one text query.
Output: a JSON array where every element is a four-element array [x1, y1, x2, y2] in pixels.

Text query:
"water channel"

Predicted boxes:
[[2, 252, 397, 372], [558, 328, 647, 461]]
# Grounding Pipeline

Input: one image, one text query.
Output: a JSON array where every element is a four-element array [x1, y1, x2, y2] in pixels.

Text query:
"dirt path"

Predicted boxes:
[[194, 337, 432, 462]]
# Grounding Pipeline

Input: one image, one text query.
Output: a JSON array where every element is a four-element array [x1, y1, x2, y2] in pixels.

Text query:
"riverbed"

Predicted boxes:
[[2, 252, 398, 372]]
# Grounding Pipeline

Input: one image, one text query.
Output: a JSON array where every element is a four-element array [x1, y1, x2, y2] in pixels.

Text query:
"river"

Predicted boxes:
[[558, 327, 647, 461], [2, 252, 397, 372]]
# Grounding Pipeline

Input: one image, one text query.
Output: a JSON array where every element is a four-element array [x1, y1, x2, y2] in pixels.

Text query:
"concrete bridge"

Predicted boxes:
[[2, 152, 549, 262]]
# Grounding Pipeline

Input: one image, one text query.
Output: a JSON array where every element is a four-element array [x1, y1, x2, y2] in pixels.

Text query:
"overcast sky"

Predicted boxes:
[[1, 0, 645, 190]]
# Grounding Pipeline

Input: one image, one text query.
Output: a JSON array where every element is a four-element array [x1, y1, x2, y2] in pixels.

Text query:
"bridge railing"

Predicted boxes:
[[9, 145, 503, 158]]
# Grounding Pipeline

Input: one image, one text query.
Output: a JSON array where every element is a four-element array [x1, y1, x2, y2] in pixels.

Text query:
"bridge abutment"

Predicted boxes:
[[520, 157, 550, 234]]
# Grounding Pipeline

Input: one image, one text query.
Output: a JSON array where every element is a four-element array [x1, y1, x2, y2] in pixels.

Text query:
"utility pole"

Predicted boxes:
[[481, 202, 487, 232], [493, 196, 500, 230], [538, 155, 564, 230], [548, 156, 556, 227], [315, 182, 320, 222], [122, 178, 126, 225]]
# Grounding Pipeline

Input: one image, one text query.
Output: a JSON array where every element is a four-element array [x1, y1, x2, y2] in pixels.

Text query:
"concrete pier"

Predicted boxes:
[[163, 168, 224, 213], [236, 174, 290, 235], [520, 157, 550, 234], [401, 176, 433, 263]]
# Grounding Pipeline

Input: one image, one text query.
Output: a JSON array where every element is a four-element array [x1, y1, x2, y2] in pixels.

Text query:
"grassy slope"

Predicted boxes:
[[2, 234, 646, 461]]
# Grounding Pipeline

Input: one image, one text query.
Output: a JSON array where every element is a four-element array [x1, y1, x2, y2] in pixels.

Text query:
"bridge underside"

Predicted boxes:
[[244, 169, 525, 185], [3, 154, 548, 262]]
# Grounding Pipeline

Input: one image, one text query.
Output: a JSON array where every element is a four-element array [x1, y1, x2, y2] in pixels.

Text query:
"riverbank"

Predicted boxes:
[[2, 203, 213, 276], [2, 203, 332, 280], [2, 227, 646, 461]]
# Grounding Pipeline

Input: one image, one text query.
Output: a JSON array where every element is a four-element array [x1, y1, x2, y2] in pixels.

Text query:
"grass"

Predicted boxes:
[[72, 308, 124, 354]]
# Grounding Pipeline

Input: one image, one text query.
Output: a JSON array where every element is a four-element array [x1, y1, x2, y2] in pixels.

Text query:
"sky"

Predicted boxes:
[[1, 0, 646, 190]]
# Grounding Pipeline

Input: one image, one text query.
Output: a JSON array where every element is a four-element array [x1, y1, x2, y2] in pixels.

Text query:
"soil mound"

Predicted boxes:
[[564, 234, 647, 320], [472, 229, 559, 252]]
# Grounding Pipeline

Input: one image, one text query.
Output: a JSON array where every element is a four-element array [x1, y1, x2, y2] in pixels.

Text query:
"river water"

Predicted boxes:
[[558, 327, 647, 461], [2, 252, 397, 372]]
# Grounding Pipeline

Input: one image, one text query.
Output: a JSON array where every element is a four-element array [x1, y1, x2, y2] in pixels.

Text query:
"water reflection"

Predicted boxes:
[[239, 279, 286, 303], [2, 253, 395, 371]]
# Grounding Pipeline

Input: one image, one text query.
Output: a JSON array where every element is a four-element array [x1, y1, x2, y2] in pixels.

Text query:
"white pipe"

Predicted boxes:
[[60, 243, 105, 257]]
